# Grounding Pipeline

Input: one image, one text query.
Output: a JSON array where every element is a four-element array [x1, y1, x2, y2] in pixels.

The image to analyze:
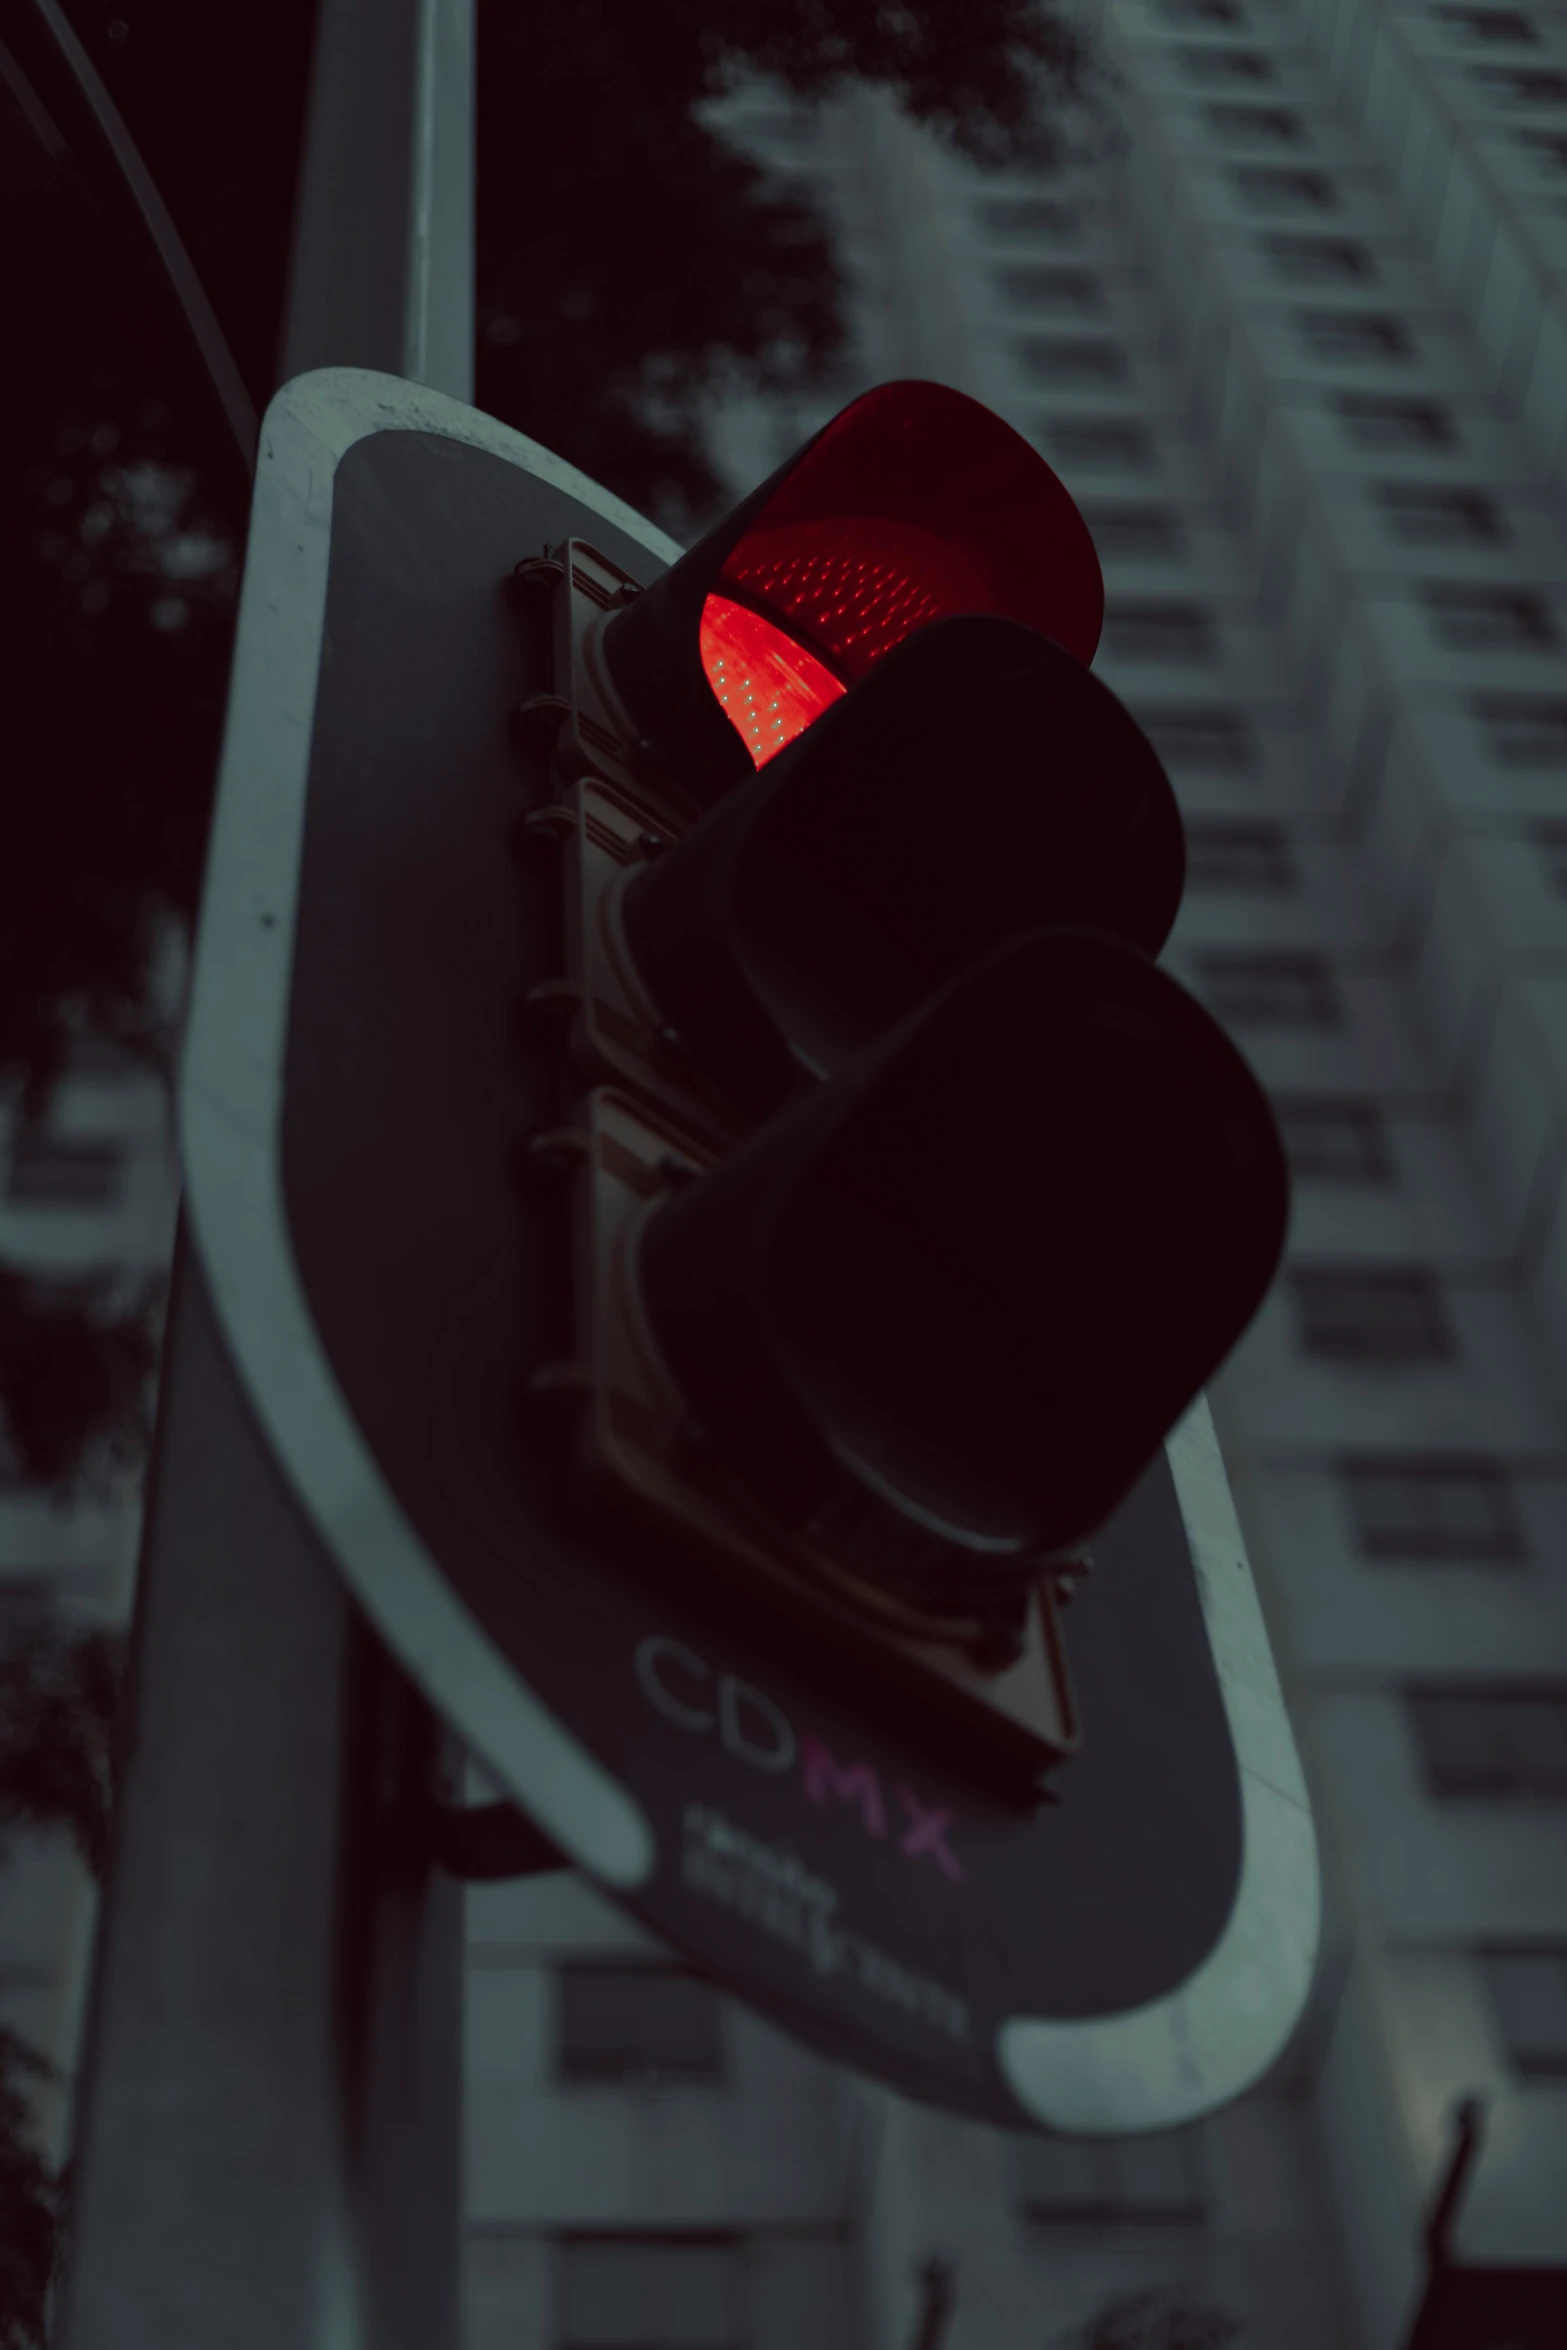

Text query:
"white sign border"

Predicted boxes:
[[180, 367, 674, 1892], [180, 367, 1319, 2129]]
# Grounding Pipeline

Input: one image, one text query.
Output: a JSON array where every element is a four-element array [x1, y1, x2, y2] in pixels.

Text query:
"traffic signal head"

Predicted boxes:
[[511, 375, 1289, 1786], [597, 380, 1104, 804], [632, 929, 1287, 1623]]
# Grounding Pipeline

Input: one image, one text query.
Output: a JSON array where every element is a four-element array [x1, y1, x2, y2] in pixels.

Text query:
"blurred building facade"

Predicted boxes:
[[3, 2, 1567, 2346], [463, 4, 1567, 2345], [0, 1028, 177, 2176]]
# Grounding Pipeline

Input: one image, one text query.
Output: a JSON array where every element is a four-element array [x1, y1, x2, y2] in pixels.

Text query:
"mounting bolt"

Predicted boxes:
[[508, 554, 565, 602], [512, 691, 570, 748], [520, 1126, 591, 1178], [519, 979, 582, 1038], [515, 804, 575, 857]]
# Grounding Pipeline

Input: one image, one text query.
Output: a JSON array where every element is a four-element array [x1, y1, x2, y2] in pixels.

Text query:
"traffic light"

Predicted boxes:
[[185, 370, 1316, 2130], [551, 376, 1105, 806], [514, 378, 1289, 1794]]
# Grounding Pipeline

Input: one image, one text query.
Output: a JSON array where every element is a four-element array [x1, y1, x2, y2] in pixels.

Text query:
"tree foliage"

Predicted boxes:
[[0, 2029, 60, 2350], [475, 0, 1092, 522], [0, 1263, 165, 1500], [0, 86, 240, 1119], [0, 1596, 126, 1881], [0, 1595, 125, 2344]]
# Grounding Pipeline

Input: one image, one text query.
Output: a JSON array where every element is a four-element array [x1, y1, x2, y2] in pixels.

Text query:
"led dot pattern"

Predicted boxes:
[[699, 594, 847, 769], [722, 519, 990, 688]]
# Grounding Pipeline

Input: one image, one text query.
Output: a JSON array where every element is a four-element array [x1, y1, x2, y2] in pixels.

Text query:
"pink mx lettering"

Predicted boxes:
[[896, 1785, 964, 1883], [801, 1733, 885, 1838]]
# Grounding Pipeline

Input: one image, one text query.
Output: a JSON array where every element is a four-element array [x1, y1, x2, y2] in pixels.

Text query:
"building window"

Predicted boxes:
[[1204, 103, 1307, 143], [0, 1577, 52, 1628], [1044, 419, 1157, 472], [1275, 1098, 1392, 1181], [1297, 310, 1414, 363], [1474, 695, 1567, 766], [1482, 1951, 1567, 2078], [1469, 65, 1567, 102], [994, 263, 1103, 314], [1334, 394, 1455, 450], [1177, 48, 1277, 84], [1138, 707, 1258, 774], [1264, 234, 1376, 285], [1409, 1687, 1567, 1799], [1342, 1457, 1523, 1560], [1195, 951, 1342, 1028], [1231, 166, 1338, 212], [4, 1133, 126, 1208], [1434, 8, 1540, 43], [1376, 485, 1504, 546], [976, 195, 1081, 240], [60, 1030, 142, 1078], [556, 1962, 724, 2084], [1157, 0, 1247, 21], [1101, 601, 1218, 663], [555, 2238, 742, 2350], [1184, 821, 1297, 892], [1015, 337, 1129, 387], [1290, 1267, 1454, 1362], [1079, 505, 1186, 563], [1424, 586, 1558, 650], [1015, 2130, 1208, 2225], [1512, 128, 1567, 175], [734, 110, 817, 150]]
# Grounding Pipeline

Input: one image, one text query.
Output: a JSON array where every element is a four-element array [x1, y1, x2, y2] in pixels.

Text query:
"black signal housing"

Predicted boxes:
[[507, 378, 1289, 1792]]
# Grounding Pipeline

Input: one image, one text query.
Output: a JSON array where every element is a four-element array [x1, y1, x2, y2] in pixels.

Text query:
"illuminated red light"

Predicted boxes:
[[602, 382, 1106, 803], [723, 523, 966, 677], [699, 594, 847, 769]]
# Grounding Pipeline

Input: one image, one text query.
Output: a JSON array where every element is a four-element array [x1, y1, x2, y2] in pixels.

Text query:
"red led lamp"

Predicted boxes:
[[603, 381, 1105, 799], [698, 595, 846, 767]]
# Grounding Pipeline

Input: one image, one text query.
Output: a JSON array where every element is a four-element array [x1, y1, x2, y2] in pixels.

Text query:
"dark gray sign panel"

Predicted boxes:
[[182, 369, 1319, 2132]]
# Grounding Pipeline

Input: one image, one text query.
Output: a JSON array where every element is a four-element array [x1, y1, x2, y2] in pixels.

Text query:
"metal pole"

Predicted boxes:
[[910, 2257, 957, 2350], [55, 3, 475, 2344], [1424, 2095, 1487, 2268], [279, 0, 474, 393]]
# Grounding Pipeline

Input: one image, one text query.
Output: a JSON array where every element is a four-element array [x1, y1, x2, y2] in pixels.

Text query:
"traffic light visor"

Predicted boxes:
[[605, 381, 1104, 799]]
